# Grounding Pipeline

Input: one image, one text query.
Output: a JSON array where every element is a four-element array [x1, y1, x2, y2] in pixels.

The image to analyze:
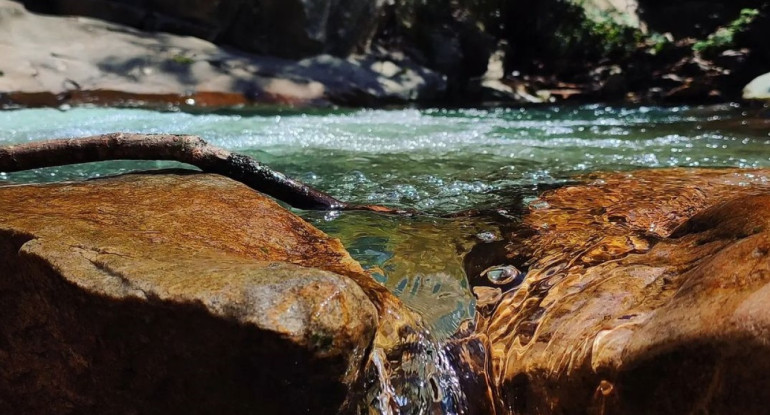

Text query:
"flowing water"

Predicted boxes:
[[1, 104, 769, 340], [1, 104, 769, 413]]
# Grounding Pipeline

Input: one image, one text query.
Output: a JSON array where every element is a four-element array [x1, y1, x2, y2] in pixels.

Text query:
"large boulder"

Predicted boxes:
[[374, 0, 496, 99], [0, 173, 380, 414], [0, 0, 444, 108], [15, 0, 381, 59], [469, 168, 770, 414]]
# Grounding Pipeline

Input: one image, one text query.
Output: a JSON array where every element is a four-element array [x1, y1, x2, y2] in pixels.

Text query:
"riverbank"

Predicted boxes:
[[0, 0, 445, 110], [2, 0, 769, 110]]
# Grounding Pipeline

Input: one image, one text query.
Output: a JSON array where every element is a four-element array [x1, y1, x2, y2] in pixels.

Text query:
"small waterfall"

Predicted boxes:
[[363, 324, 470, 414]]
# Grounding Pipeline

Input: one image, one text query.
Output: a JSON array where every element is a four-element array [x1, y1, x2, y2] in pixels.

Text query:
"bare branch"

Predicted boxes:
[[0, 133, 407, 213]]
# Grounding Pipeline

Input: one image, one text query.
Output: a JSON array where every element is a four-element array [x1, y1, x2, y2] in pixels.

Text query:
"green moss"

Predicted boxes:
[[171, 54, 195, 65], [693, 8, 760, 57]]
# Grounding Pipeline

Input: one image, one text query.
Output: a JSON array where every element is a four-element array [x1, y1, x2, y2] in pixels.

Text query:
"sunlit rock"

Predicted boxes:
[[471, 168, 770, 414], [13, 0, 381, 59], [0, 0, 444, 108], [0, 173, 379, 414], [743, 72, 770, 102]]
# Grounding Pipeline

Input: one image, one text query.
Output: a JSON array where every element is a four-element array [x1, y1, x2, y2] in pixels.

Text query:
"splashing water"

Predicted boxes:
[[366, 330, 468, 415], [2, 104, 769, 216]]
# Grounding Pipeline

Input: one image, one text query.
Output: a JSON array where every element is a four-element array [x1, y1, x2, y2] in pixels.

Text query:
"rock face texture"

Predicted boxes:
[[469, 168, 770, 414], [17, 0, 381, 59], [0, 0, 444, 108], [0, 173, 379, 414], [744, 72, 770, 101]]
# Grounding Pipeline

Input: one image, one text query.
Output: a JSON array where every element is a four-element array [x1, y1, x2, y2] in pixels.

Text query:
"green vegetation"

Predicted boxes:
[[170, 54, 195, 65], [693, 8, 760, 57], [550, 3, 642, 63], [645, 32, 674, 56], [580, 16, 642, 57]]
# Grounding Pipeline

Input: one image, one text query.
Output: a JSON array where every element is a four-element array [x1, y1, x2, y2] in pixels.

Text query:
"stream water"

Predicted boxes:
[[1, 104, 769, 344], [2, 103, 769, 413]]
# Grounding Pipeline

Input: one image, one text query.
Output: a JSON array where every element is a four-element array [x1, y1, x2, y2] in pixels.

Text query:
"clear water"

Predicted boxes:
[[1, 104, 769, 340]]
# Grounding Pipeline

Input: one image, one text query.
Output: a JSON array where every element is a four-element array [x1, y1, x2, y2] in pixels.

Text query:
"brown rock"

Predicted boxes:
[[471, 168, 770, 414], [0, 173, 379, 414]]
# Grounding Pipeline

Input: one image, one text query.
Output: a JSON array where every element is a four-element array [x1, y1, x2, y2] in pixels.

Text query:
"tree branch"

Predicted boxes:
[[0, 133, 407, 213]]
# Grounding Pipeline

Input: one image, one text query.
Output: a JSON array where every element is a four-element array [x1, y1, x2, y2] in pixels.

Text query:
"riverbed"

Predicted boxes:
[[1, 104, 768, 339]]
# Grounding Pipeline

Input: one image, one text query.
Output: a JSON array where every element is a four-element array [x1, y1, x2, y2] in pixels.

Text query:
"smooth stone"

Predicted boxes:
[[471, 168, 770, 414], [0, 173, 378, 414], [743, 72, 770, 101]]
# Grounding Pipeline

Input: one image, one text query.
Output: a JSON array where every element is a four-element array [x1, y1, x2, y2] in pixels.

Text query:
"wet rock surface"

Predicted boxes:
[[469, 168, 770, 414], [0, 173, 379, 414]]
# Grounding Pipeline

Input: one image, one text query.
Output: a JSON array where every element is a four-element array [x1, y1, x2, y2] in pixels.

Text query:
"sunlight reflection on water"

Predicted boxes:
[[1, 104, 767, 337]]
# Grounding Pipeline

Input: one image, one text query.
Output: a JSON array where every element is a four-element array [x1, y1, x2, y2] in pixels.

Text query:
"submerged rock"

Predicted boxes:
[[0, 173, 381, 414], [470, 168, 770, 414]]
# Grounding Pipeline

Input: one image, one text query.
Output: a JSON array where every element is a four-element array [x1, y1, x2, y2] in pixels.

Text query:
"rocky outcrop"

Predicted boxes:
[[0, 0, 445, 108], [468, 168, 770, 414], [4, 0, 766, 107], [15, 0, 381, 59], [0, 173, 383, 414]]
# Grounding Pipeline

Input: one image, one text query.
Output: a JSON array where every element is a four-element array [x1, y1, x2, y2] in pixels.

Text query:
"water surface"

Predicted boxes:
[[1, 104, 768, 338]]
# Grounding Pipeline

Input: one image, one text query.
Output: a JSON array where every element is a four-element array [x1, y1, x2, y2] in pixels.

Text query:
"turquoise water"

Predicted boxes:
[[1, 104, 769, 338]]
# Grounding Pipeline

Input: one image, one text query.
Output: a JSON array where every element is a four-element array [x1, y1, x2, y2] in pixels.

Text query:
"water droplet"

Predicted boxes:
[[482, 265, 525, 286]]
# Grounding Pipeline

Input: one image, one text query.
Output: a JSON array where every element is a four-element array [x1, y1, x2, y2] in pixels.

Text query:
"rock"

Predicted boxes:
[[591, 65, 628, 99], [743, 71, 770, 101], [572, 0, 645, 30], [470, 168, 770, 414], [295, 53, 446, 104], [16, 0, 381, 59], [0, 0, 444, 108], [0, 173, 380, 414], [374, 0, 495, 99]]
